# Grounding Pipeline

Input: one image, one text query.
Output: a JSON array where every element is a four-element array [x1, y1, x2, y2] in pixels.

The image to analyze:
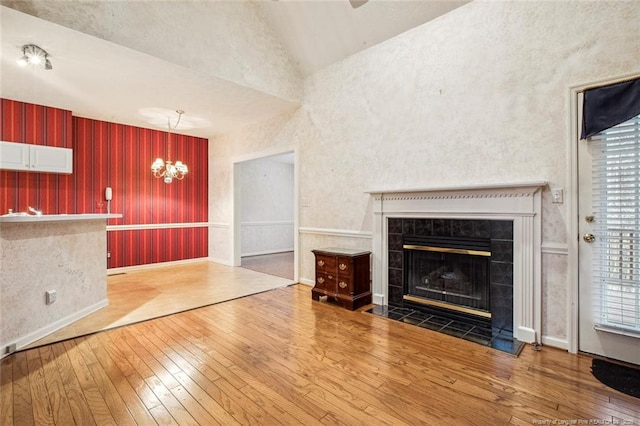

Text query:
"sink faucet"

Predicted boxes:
[[28, 206, 42, 216]]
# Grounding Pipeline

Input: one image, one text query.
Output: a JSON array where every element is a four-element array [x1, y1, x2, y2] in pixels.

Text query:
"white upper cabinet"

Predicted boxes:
[[0, 141, 73, 174], [0, 141, 29, 171], [29, 145, 73, 174]]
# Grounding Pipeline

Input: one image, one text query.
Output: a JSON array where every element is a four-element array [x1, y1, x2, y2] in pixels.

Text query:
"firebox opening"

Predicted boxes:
[[403, 235, 491, 319]]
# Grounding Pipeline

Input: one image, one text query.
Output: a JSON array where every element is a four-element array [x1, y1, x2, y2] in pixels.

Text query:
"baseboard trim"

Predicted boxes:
[[108, 257, 210, 274], [1, 299, 108, 359], [208, 257, 234, 266], [516, 326, 537, 344], [541, 335, 569, 350], [299, 278, 315, 286], [372, 293, 385, 306]]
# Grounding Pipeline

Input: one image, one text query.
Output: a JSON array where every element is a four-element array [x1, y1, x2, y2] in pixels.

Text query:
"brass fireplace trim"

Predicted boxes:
[[403, 244, 491, 257], [403, 295, 492, 319]]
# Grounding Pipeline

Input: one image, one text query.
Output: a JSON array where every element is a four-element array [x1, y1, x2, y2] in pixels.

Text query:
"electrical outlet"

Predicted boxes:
[[46, 289, 57, 305]]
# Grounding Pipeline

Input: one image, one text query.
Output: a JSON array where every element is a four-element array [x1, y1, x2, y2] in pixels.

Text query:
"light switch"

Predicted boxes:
[[46, 289, 57, 304], [551, 188, 564, 204]]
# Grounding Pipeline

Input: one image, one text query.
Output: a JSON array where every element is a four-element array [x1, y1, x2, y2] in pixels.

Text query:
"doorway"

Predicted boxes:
[[232, 150, 297, 281], [576, 83, 640, 365]]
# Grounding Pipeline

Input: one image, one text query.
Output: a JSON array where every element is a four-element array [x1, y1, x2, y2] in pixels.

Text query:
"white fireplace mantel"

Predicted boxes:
[[366, 181, 547, 344]]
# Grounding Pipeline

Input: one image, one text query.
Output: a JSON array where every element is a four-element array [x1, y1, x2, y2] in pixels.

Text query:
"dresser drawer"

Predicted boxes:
[[336, 276, 352, 295], [315, 255, 336, 272], [336, 257, 352, 276], [315, 272, 335, 290]]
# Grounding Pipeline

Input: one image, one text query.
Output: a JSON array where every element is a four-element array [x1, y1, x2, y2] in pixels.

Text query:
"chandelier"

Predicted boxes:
[[151, 110, 188, 183]]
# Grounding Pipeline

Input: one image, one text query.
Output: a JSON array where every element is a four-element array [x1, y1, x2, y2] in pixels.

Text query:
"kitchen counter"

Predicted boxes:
[[0, 213, 122, 223], [0, 213, 121, 356]]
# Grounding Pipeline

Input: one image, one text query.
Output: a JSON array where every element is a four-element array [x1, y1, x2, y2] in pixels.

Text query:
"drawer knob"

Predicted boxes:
[[339, 263, 347, 271], [328, 275, 333, 279], [318, 277, 325, 284], [318, 260, 325, 267], [339, 281, 347, 289]]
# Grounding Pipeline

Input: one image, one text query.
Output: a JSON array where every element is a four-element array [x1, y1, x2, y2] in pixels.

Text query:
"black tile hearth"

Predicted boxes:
[[366, 305, 525, 356]]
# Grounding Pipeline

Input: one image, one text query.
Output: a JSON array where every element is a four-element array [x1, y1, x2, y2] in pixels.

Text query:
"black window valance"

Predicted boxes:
[[581, 78, 640, 140]]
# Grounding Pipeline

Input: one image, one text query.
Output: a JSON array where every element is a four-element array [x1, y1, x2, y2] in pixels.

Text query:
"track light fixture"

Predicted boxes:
[[17, 44, 52, 70]]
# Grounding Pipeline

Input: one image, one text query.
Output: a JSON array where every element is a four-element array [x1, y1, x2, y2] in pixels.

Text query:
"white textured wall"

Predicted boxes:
[[3, 0, 302, 103], [209, 1, 640, 345], [208, 111, 298, 263], [0, 221, 108, 351], [240, 157, 294, 256]]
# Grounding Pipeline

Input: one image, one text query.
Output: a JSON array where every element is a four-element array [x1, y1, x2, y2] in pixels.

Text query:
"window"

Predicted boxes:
[[590, 113, 640, 333]]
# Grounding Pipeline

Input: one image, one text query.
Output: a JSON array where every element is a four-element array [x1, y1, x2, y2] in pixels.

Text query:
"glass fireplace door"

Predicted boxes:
[[404, 243, 491, 315]]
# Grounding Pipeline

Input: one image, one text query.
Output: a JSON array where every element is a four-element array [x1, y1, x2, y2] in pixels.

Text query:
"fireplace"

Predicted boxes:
[[368, 183, 546, 344], [403, 236, 491, 317], [389, 218, 513, 332]]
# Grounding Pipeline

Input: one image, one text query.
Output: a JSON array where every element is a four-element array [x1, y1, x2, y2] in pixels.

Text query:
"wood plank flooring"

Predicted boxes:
[[3, 284, 639, 425], [25, 261, 292, 349]]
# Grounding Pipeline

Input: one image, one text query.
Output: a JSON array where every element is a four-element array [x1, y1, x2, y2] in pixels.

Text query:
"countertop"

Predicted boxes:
[[0, 213, 122, 223]]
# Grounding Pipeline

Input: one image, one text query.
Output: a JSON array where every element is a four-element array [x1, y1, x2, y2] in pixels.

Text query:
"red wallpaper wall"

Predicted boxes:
[[0, 99, 73, 213], [1, 98, 209, 268]]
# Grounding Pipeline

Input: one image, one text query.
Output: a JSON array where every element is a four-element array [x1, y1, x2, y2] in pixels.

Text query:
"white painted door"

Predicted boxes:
[[578, 110, 640, 365]]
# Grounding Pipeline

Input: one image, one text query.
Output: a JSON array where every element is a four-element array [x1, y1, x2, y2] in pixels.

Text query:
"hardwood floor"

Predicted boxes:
[[25, 261, 292, 349], [3, 284, 639, 425]]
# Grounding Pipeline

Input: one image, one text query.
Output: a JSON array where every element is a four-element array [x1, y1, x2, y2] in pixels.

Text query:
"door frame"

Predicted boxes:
[[231, 146, 299, 283], [567, 72, 640, 354]]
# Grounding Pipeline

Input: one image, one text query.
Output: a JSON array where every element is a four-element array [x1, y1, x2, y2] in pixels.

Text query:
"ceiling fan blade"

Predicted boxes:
[[349, 0, 368, 9]]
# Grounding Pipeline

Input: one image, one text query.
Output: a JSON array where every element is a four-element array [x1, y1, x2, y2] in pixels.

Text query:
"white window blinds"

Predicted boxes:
[[590, 113, 640, 334]]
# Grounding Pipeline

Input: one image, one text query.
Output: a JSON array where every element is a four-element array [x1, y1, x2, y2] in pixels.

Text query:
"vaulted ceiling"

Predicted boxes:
[[0, 0, 469, 138]]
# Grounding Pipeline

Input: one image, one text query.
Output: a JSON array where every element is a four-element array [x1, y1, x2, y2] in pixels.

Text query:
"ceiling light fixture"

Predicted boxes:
[[151, 110, 188, 184], [17, 44, 52, 70]]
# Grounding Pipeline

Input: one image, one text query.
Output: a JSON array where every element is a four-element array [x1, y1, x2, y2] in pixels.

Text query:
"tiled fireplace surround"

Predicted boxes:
[[387, 217, 514, 331], [368, 182, 546, 344]]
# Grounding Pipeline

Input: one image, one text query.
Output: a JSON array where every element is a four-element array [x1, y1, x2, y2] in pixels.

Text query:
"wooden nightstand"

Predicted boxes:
[[311, 248, 371, 310]]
